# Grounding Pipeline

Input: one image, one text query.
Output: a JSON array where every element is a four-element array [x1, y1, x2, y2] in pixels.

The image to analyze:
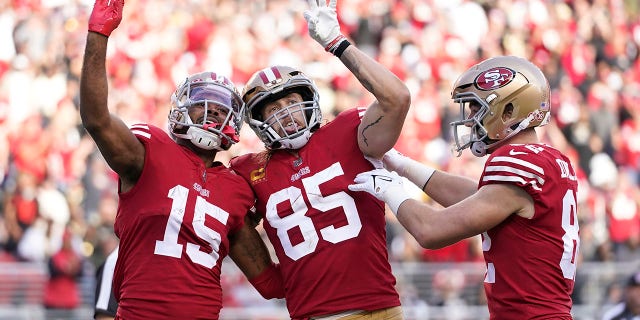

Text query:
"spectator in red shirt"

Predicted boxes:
[[44, 228, 83, 319]]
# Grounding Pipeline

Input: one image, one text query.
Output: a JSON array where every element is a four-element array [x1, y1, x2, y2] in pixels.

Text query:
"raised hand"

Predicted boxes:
[[303, 0, 348, 56], [88, 0, 124, 37], [348, 169, 410, 215]]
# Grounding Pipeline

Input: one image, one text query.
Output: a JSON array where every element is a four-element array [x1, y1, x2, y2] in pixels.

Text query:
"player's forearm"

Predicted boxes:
[[229, 222, 277, 279], [339, 45, 410, 114], [396, 200, 469, 249], [424, 171, 478, 207], [79, 32, 111, 132], [230, 225, 285, 299], [396, 200, 443, 249]]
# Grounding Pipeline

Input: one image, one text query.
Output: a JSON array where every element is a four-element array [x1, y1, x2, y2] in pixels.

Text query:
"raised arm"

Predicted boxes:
[[80, 0, 144, 189], [303, 0, 410, 158], [344, 46, 410, 158]]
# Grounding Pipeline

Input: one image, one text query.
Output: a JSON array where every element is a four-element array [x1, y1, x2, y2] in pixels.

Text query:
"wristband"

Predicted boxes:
[[401, 159, 435, 190], [324, 35, 351, 58], [332, 39, 351, 58]]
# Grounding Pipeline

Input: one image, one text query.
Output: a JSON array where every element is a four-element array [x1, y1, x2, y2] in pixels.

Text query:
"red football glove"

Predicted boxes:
[[88, 0, 124, 37]]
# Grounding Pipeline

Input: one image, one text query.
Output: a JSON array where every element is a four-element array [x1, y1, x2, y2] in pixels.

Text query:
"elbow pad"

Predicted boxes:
[[249, 263, 285, 299]]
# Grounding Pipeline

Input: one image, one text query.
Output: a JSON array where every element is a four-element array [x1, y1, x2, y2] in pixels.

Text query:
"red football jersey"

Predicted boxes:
[[112, 124, 253, 319], [230, 108, 400, 319], [479, 143, 579, 319]]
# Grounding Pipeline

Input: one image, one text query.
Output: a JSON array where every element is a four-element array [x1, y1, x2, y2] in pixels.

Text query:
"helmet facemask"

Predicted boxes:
[[451, 91, 491, 157], [242, 66, 321, 150], [168, 73, 244, 151], [249, 89, 320, 150]]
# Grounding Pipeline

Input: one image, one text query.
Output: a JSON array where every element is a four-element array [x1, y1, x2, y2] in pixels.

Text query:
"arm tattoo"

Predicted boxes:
[[360, 78, 374, 93], [343, 55, 375, 92], [360, 116, 383, 147]]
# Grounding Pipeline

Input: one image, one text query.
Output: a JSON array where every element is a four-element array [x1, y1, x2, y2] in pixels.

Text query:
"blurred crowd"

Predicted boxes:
[[0, 0, 639, 313]]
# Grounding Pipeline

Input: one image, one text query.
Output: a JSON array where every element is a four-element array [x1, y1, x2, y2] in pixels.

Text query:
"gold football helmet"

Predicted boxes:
[[450, 56, 551, 157], [242, 65, 321, 150], [168, 71, 244, 151]]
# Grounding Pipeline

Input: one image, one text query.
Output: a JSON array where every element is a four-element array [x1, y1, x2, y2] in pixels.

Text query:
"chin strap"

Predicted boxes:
[[470, 141, 487, 157], [185, 127, 222, 150], [220, 125, 240, 143], [472, 114, 535, 156]]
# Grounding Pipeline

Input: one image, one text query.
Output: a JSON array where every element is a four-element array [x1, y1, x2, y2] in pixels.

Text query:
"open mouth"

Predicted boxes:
[[283, 122, 300, 134], [200, 117, 223, 130]]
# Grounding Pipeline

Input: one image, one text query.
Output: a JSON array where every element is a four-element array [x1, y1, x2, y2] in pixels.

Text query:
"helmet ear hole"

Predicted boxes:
[[502, 103, 514, 122]]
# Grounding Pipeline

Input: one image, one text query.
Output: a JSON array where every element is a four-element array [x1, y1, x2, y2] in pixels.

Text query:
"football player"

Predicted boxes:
[[80, 1, 283, 319], [229, 0, 411, 319], [350, 56, 580, 320]]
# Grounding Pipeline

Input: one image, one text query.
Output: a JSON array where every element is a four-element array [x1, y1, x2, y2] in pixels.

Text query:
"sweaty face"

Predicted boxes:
[[188, 103, 229, 127], [188, 86, 232, 127], [260, 92, 307, 136]]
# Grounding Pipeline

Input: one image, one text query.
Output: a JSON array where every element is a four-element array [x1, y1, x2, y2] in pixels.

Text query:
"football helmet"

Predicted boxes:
[[168, 71, 244, 151], [242, 65, 321, 150], [450, 56, 551, 157]]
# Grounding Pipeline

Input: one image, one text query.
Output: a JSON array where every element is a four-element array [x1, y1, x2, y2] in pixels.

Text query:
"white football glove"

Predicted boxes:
[[303, 0, 346, 53], [382, 148, 408, 172], [363, 154, 384, 169], [382, 148, 435, 189], [348, 169, 410, 215]]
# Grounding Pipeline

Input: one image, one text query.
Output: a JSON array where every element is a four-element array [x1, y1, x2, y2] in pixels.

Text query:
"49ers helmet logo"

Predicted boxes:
[[474, 67, 515, 91]]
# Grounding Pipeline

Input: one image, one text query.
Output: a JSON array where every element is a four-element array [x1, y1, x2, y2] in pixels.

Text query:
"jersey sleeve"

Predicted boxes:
[[480, 145, 547, 197], [129, 123, 173, 145], [248, 263, 285, 299]]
